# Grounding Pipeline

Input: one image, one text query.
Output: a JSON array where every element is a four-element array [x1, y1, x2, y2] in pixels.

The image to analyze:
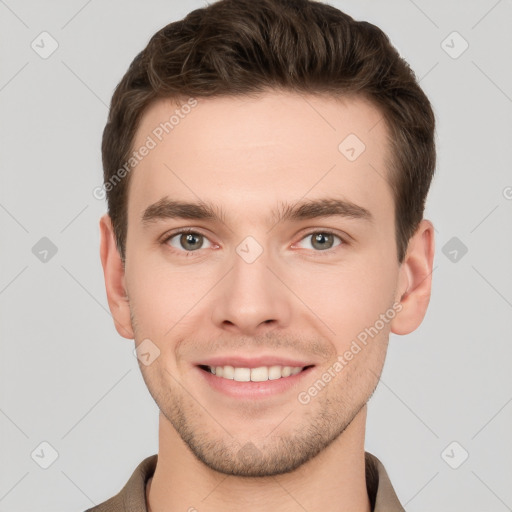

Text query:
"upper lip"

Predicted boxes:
[[196, 355, 315, 369]]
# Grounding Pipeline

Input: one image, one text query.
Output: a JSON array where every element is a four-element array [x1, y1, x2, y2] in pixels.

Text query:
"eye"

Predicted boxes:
[[164, 229, 214, 252], [294, 231, 344, 252]]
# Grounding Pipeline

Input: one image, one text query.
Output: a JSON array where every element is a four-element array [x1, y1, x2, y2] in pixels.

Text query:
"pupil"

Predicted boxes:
[[313, 233, 332, 250], [182, 233, 201, 250]]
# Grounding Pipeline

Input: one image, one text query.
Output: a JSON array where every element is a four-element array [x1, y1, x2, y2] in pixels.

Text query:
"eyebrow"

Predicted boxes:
[[141, 196, 373, 227]]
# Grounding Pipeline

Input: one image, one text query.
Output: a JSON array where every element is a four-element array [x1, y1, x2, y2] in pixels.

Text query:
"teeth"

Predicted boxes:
[[268, 365, 282, 380], [208, 365, 304, 381], [234, 367, 251, 382]]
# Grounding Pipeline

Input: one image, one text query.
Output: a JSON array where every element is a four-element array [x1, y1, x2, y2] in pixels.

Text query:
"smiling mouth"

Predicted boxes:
[[198, 364, 315, 382]]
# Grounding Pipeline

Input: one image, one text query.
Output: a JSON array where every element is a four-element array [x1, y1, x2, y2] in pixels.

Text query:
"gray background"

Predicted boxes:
[[1, 0, 511, 510]]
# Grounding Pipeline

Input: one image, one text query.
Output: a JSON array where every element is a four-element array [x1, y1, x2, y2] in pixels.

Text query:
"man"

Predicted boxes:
[[89, 0, 435, 510]]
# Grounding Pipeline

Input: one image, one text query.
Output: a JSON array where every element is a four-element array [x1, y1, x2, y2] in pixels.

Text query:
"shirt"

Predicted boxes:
[[84, 451, 405, 511]]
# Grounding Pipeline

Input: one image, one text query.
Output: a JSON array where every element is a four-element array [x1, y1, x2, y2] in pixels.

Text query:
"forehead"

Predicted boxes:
[[128, 91, 393, 226]]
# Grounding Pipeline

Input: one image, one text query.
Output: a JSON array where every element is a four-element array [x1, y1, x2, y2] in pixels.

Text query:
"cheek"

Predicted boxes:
[[126, 254, 215, 339], [293, 253, 399, 345]]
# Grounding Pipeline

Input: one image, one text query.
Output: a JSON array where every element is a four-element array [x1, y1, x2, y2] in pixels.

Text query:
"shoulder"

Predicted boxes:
[[83, 454, 158, 512], [365, 451, 405, 512]]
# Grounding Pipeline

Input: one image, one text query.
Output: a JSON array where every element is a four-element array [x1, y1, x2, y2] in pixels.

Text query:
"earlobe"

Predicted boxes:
[[391, 219, 435, 336], [99, 213, 134, 340]]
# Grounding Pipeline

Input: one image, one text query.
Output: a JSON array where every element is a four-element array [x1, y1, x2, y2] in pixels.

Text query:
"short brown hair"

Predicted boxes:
[[101, 0, 435, 263]]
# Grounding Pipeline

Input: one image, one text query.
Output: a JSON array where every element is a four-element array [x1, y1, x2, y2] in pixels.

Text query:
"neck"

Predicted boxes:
[[147, 407, 371, 512]]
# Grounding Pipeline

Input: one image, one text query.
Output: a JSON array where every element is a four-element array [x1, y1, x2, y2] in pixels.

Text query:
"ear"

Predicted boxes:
[[99, 213, 134, 339], [391, 219, 435, 335]]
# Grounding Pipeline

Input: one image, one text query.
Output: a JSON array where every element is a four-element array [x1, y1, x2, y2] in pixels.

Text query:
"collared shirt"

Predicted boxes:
[[84, 451, 405, 511]]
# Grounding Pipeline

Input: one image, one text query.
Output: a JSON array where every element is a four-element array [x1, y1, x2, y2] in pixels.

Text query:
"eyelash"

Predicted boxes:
[[161, 228, 347, 258]]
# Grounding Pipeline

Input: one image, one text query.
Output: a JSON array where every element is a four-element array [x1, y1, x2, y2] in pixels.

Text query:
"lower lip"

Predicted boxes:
[[196, 365, 316, 399]]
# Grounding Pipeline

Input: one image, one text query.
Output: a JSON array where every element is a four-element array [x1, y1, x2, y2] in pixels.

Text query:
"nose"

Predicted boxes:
[[210, 245, 292, 336]]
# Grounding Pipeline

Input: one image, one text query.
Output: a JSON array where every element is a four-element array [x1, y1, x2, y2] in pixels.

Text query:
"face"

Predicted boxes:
[[114, 91, 411, 476]]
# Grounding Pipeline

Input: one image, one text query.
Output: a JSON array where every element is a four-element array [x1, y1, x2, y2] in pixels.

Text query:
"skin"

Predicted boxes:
[[100, 91, 434, 512]]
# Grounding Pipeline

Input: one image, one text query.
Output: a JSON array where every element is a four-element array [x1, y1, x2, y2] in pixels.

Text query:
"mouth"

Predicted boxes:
[[198, 364, 315, 382], [195, 361, 316, 400]]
